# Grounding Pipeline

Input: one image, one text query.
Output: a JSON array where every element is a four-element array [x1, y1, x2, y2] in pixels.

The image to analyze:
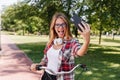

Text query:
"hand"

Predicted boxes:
[[30, 63, 39, 72], [76, 22, 90, 56], [78, 21, 90, 43], [30, 63, 44, 79]]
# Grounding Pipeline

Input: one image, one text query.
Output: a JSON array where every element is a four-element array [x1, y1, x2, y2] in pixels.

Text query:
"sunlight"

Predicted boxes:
[[109, 74, 116, 78], [109, 63, 120, 68], [8, 35, 49, 44], [92, 68, 99, 71], [84, 71, 93, 75], [24, 50, 32, 52], [104, 52, 120, 54], [102, 61, 120, 68]]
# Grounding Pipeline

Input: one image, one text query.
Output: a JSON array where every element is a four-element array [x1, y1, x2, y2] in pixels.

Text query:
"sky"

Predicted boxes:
[[0, 0, 24, 10], [0, 0, 18, 6]]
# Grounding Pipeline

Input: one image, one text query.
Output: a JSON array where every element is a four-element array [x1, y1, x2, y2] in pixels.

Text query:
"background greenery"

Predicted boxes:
[[1, 0, 120, 44], [5, 32, 120, 80], [1, 0, 120, 79]]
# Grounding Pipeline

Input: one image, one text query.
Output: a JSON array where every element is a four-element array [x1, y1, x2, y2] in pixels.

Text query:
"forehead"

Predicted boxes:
[[55, 17, 65, 24]]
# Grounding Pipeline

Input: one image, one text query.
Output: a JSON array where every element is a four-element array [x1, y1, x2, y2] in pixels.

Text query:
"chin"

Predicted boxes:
[[58, 35, 64, 38]]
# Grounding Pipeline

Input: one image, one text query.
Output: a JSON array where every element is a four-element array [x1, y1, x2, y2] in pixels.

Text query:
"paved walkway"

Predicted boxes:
[[0, 35, 40, 80]]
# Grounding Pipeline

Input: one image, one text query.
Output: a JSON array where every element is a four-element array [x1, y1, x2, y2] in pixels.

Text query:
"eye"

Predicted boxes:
[[61, 23, 66, 27], [55, 23, 66, 28], [56, 24, 60, 26]]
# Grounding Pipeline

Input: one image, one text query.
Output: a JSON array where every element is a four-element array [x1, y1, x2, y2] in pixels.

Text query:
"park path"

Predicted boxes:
[[0, 35, 40, 80]]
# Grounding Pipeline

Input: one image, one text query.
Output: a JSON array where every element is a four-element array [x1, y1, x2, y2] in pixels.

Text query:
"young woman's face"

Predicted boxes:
[[54, 18, 66, 38]]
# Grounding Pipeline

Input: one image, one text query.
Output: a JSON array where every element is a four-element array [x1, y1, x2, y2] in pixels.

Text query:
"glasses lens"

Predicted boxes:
[[55, 23, 66, 28]]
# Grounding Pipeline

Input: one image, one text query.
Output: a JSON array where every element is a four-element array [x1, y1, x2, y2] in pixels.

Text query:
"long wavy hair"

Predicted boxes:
[[47, 12, 73, 46]]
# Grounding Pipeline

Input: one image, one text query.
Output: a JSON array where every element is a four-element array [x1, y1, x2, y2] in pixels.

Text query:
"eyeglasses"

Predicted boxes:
[[55, 23, 66, 28]]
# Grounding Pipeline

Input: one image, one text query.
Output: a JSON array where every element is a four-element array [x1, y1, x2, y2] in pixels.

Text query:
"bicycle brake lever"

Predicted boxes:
[[80, 64, 88, 71]]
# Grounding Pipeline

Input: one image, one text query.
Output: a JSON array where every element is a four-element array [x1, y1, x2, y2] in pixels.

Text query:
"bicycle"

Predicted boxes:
[[36, 64, 88, 80]]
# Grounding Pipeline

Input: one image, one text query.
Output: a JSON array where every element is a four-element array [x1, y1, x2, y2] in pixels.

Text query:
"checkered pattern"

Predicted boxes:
[[41, 38, 81, 80]]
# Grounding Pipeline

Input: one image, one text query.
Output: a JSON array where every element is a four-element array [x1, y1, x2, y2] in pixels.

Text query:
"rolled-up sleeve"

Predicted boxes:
[[71, 39, 81, 57]]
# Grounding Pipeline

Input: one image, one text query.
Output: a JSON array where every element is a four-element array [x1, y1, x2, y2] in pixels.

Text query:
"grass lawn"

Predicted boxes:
[[6, 34, 120, 80]]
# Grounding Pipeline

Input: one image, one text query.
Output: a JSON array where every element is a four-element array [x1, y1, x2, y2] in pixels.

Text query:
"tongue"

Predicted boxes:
[[59, 31, 64, 35]]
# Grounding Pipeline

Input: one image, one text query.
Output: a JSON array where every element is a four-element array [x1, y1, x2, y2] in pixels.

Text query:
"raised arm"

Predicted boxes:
[[77, 22, 90, 56]]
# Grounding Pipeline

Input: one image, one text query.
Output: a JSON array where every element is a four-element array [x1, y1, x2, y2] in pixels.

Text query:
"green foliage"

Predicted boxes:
[[85, 0, 120, 43], [1, 0, 120, 39], [2, 2, 49, 35], [9, 34, 120, 80]]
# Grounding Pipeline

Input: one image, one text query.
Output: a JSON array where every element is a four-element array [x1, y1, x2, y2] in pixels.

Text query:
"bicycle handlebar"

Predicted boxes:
[[37, 64, 87, 75]]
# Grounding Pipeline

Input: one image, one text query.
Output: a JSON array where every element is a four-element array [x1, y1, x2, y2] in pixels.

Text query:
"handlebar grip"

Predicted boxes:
[[36, 65, 42, 70], [79, 64, 87, 71], [80, 64, 86, 68]]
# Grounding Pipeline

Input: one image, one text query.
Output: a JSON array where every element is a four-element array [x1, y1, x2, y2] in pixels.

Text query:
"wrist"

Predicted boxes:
[[84, 40, 90, 47], [84, 39, 90, 44]]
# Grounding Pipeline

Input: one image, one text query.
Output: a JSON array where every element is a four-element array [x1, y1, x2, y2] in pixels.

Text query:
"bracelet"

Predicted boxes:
[[36, 65, 42, 70]]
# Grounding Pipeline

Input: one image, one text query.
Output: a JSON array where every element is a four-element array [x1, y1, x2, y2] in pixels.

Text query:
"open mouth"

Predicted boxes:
[[58, 30, 64, 35]]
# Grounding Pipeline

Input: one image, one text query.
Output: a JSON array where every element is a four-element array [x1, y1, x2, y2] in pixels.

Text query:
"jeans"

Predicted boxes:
[[41, 71, 57, 80]]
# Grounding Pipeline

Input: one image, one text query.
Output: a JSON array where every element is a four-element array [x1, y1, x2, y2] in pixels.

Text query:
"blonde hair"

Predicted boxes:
[[47, 12, 73, 46]]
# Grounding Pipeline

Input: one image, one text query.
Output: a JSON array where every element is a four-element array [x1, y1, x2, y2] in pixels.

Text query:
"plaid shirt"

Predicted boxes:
[[41, 38, 81, 80]]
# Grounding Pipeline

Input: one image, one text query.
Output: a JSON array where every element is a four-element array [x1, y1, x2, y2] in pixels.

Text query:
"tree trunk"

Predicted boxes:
[[99, 25, 102, 44], [112, 33, 115, 40], [23, 27, 25, 36]]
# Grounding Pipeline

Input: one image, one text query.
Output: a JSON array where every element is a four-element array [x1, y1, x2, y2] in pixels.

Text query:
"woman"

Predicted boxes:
[[30, 12, 90, 80]]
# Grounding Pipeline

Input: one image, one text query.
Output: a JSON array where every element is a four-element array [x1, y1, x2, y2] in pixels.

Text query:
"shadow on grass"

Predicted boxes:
[[75, 44, 120, 80], [17, 42, 120, 80]]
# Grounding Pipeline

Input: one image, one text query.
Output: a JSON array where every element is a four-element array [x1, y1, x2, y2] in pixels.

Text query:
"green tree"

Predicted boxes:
[[87, 0, 120, 44], [29, 0, 89, 37], [2, 2, 44, 35]]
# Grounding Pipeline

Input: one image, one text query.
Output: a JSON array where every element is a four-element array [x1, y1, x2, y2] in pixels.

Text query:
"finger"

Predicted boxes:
[[30, 66, 35, 71], [81, 21, 88, 30], [30, 64, 38, 71], [81, 21, 90, 31], [78, 23, 84, 32], [86, 23, 90, 30]]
